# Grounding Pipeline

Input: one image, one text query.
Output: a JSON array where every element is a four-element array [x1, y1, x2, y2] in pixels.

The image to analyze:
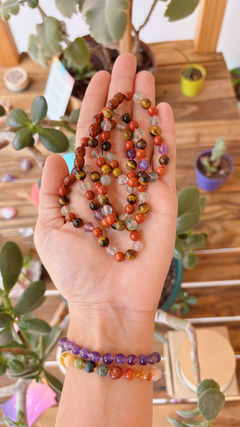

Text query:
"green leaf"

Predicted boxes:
[[186, 295, 197, 305], [18, 318, 51, 335], [82, 0, 128, 45], [173, 241, 185, 259], [197, 379, 220, 397], [55, 0, 84, 17], [13, 128, 35, 150], [27, 0, 39, 7], [63, 37, 90, 69], [0, 105, 6, 117], [8, 364, 39, 379], [0, 340, 27, 350], [28, 295, 46, 311], [0, 358, 7, 376], [0, 326, 13, 346], [182, 302, 190, 315], [3, 415, 18, 427], [0, 313, 12, 328], [43, 369, 63, 393], [70, 108, 80, 123], [43, 325, 62, 358], [167, 417, 188, 427], [184, 422, 205, 427], [0, 242, 23, 294], [28, 34, 51, 68], [177, 213, 200, 235], [198, 388, 225, 422], [199, 196, 207, 214], [38, 127, 69, 153], [170, 302, 181, 313], [178, 187, 200, 217], [165, 0, 199, 22], [182, 250, 198, 269], [185, 234, 206, 250], [6, 108, 31, 128], [36, 17, 63, 57], [1, 0, 19, 21], [14, 280, 46, 316], [8, 359, 25, 374], [31, 96, 48, 124], [176, 408, 200, 418]]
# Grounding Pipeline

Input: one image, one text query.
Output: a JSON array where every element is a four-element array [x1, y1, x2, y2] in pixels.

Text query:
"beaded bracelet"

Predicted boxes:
[[58, 91, 170, 262], [58, 337, 161, 366], [60, 352, 162, 382]]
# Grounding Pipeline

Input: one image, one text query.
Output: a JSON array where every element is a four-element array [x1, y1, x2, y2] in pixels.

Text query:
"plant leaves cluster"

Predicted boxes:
[[170, 289, 197, 316], [174, 187, 207, 269]]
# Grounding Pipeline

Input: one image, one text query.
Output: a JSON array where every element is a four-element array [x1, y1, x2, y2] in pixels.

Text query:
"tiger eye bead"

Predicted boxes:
[[141, 98, 151, 109], [114, 92, 124, 103], [125, 249, 137, 260], [136, 139, 147, 149], [88, 137, 98, 148], [63, 174, 76, 186], [100, 131, 110, 141], [139, 203, 149, 214], [159, 155, 170, 166], [127, 194, 137, 204], [75, 146, 86, 156], [80, 137, 89, 147], [129, 120, 138, 131], [137, 170, 147, 179], [103, 108, 114, 119], [122, 113, 132, 124], [90, 171, 100, 182], [98, 236, 109, 247], [74, 155, 84, 169], [139, 175, 150, 185], [75, 170, 86, 180], [108, 98, 119, 109], [59, 196, 69, 206], [73, 218, 84, 228], [90, 200, 100, 211], [112, 167, 122, 178], [85, 191, 94, 200], [93, 227, 102, 237], [96, 157, 106, 167], [89, 123, 100, 137], [126, 160, 137, 171], [116, 220, 126, 231], [123, 129, 133, 140], [65, 212, 76, 222], [110, 366, 123, 379], [59, 186, 70, 197], [99, 195, 109, 205], [109, 160, 119, 169], [150, 126, 160, 136], [114, 252, 125, 262], [101, 165, 112, 175], [125, 204, 135, 214], [102, 141, 111, 151]]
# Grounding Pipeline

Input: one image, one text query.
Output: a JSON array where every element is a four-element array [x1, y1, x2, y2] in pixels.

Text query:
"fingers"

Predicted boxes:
[[107, 53, 137, 102]]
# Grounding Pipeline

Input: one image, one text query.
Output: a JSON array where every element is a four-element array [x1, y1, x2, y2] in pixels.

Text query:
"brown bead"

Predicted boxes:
[[75, 146, 86, 156], [98, 185, 108, 195], [80, 137, 89, 147], [93, 114, 102, 125], [98, 236, 109, 247], [139, 203, 149, 214], [125, 204, 135, 214], [95, 182, 102, 191], [136, 149, 146, 159], [114, 252, 125, 262], [112, 210, 119, 219], [108, 98, 119, 109], [73, 218, 84, 228], [136, 139, 147, 149], [63, 174, 76, 186], [154, 135, 163, 146], [110, 119, 116, 129], [123, 91, 133, 101], [88, 137, 98, 148], [128, 120, 138, 131], [107, 214, 116, 225], [159, 155, 170, 166], [103, 107, 114, 119], [71, 167, 77, 177], [101, 165, 112, 175], [125, 250, 137, 261], [74, 155, 84, 169], [126, 160, 137, 171], [93, 227, 102, 237], [141, 98, 151, 109], [150, 126, 160, 136], [59, 186, 70, 197], [65, 212, 76, 222], [148, 106, 158, 116], [116, 220, 126, 231], [75, 170, 86, 180], [130, 231, 140, 241], [100, 131, 110, 141], [112, 167, 122, 178], [137, 184, 147, 192], [128, 177, 138, 187], [85, 191, 94, 200], [114, 92, 124, 103], [101, 218, 111, 228], [110, 366, 123, 379], [139, 174, 150, 185], [59, 196, 69, 206], [135, 213, 145, 223], [90, 199, 100, 211], [109, 160, 119, 169], [99, 195, 109, 205], [123, 129, 133, 140], [156, 166, 165, 176], [88, 123, 100, 137], [125, 140, 135, 150], [127, 172, 136, 179], [127, 194, 137, 204], [96, 157, 106, 167], [90, 171, 100, 182]]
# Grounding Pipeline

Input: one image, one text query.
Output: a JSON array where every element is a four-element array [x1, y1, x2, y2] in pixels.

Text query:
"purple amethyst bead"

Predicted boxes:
[[80, 347, 90, 359], [72, 344, 81, 355], [83, 222, 94, 232], [103, 353, 114, 364], [148, 353, 158, 365], [139, 355, 148, 366], [90, 351, 101, 363], [58, 337, 67, 348], [127, 149, 136, 159], [139, 159, 149, 171], [115, 353, 127, 365], [64, 340, 74, 351], [95, 210, 104, 221], [158, 144, 169, 155], [127, 354, 138, 365], [153, 351, 161, 363], [1, 173, 16, 182]]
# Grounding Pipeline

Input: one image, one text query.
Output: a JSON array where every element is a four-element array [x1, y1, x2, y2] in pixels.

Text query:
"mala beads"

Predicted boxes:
[[58, 91, 170, 261]]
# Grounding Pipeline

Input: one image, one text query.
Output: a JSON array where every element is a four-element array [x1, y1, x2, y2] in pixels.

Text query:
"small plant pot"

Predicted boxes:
[[195, 149, 234, 192], [181, 64, 206, 97], [159, 258, 183, 312]]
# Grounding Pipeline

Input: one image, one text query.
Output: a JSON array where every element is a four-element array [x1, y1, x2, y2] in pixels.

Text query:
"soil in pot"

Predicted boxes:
[[182, 67, 202, 80], [198, 153, 232, 179], [158, 259, 175, 308]]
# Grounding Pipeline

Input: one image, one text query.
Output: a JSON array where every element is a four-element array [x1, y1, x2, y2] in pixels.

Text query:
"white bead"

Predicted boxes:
[[134, 128, 145, 140], [149, 171, 158, 182], [101, 119, 111, 131], [114, 109, 123, 120], [106, 245, 117, 256], [133, 241, 143, 252], [91, 148, 102, 159], [116, 121, 126, 131], [119, 213, 130, 223], [83, 165, 92, 175], [100, 175, 111, 186], [126, 219, 138, 230], [18, 227, 34, 237], [138, 192, 149, 203], [118, 174, 128, 185], [101, 205, 112, 216], [105, 152, 115, 162], [80, 181, 91, 191], [150, 368, 162, 382], [1, 207, 16, 219], [61, 206, 71, 216], [133, 92, 143, 103], [126, 184, 136, 193], [149, 115, 159, 126]]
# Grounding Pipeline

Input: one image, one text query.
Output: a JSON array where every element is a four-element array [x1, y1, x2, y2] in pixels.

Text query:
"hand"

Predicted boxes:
[[34, 53, 177, 351]]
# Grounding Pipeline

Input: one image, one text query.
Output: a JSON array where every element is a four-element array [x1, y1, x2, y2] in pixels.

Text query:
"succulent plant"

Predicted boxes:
[[200, 137, 226, 176]]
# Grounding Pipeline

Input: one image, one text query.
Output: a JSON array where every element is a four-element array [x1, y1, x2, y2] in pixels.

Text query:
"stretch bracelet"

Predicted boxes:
[[60, 352, 162, 382], [58, 337, 161, 366]]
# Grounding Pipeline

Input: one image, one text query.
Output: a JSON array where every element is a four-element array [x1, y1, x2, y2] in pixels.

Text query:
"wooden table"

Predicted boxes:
[[1, 41, 240, 426]]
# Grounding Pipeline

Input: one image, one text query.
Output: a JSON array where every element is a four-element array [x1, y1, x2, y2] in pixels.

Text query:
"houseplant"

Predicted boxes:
[[195, 137, 234, 192], [174, 49, 206, 97]]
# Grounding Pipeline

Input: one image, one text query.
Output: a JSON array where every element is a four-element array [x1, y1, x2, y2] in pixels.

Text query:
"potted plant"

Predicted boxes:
[[195, 137, 234, 192], [174, 49, 206, 97]]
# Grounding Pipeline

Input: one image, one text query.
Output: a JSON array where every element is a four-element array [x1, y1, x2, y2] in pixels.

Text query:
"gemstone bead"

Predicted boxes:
[[80, 180, 91, 191], [122, 113, 132, 123], [93, 227, 102, 237], [148, 353, 158, 365], [90, 351, 101, 363], [85, 190, 94, 200], [106, 245, 117, 256], [141, 98, 151, 109], [159, 155, 170, 166], [116, 121, 126, 131], [125, 369, 135, 380], [123, 91, 133, 101], [89, 200, 100, 211], [150, 126, 160, 136], [156, 166, 165, 176], [61, 206, 71, 216], [139, 355, 148, 366], [129, 120, 138, 130], [154, 135, 164, 146], [83, 222, 94, 232], [75, 170, 86, 181], [119, 213, 130, 222], [103, 107, 114, 119], [101, 131, 110, 141], [58, 337, 67, 347], [153, 352, 161, 363], [114, 92, 124, 103], [126, 149, 136, 159], [83, 165, 92, 175], [139, 175, 150, 185], [98, 236, 109, 247], [108, 98, 119, 109], [101, 205, 112, 216], [127, 354, 138, 365], [74, 357, 85, 370], [138, 192, 149, 203], [142, 370, 153, 381], [125, 140, 135, 150], [114, 109, 123, 120], [72, 345, 81, 355], [89, 124, 100, 137], [100, 175, 111, 186], [64, 354, 76, 367], [73, 218, 84, 228], [134, 128, 145, 140], [135, 213, 145, 224], [126, 184, 137, 193], [64, 340, 74, 351], [65, 213, 76, 222], [59, 196, 69, 206], [149, 171, 158, 182], [97, 156, 107, 167], [101, 119, 111, 131], [92, 148, 103, 159], [88, 138, 99, 148], [101, 165, 112, 175], [59, 185, 70, 197], [102, 141, 111, 151], [116, 220, 126, 231], [95, 210, 105, 221], [133, 92, 143, 103], [84, 361, 96, 373], [97, 364, 109, 377], [126, 219, 138, 231], [80, 347, 90, 358], [110, 366, 123, 380], [114, 252, 125, 262], [90, 172, 100, 182], [63, 174, 76, 186], [125, 249, 137, 260], [116, 353, 127, 365], [139, 203, 150, 214], [98, 195, 109, 205], [130, 230, 140, 241], [158, 144, 169, 155], [139, 159, 149, 171], [136, 139, 147, 149], [150, 367, 162, 381], [149, 115, 160, 126], [126, 160, 137, 171], [133, 241, 143, 252], [105, 152, 115, 162], [60, 351, 69, 366], [118, 174, 128, 185], [127, 194, 137, 204], [110, 160, 119, 169], [123, 129, 133, 140], [112, 167, 122, 178], [103, 353, 114, 364]]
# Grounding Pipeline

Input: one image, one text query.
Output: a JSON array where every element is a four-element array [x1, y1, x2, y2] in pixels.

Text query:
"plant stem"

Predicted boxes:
[[49, 120, 76, 134], [62, 35, 71, 47], [16, 380, 31, 426], [137, 0, 158, 35], [102, 46, 113, 72], [27, 146, 46, 168], [37, 4, 47, 20], [21, 272, 32, 282]]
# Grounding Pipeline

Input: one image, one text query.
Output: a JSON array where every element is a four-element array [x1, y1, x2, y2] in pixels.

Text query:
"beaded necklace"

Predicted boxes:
[[58, 91, 170, 262]]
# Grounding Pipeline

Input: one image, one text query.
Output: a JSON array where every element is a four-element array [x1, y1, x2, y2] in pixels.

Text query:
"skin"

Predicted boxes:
[[34, 53, 177, 427]]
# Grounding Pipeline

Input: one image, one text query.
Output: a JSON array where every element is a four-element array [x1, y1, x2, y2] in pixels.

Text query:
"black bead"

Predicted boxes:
[[122, 113, 132, 124], [102, 141, 111, 151], [90, 200, 100, 210], [73, 218, 84, 228], [136, 139, 147, 149], [88, 137, 98, 148]]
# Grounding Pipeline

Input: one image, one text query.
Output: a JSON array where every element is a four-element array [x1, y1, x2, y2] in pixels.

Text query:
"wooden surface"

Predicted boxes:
[[0, 18, 19, 66], [0, 42, 240, 426]]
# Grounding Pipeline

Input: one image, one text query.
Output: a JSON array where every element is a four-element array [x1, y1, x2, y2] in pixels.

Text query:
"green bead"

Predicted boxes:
[[84, 360, 96, 373], [97, 364, 109, 377], [74, 357, 85, 370]]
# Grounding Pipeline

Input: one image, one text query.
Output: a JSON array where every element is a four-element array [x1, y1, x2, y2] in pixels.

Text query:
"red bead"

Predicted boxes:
[[107, 214, 116, 225], [127, 172, 136, 179], [136, 149, 146, 159], [156, 166, 165, 176], [80, 137, 89, 147], [108, 98, 119, 109], [154, 135, 164, 146], [125, 140, 135, 150], [135, 213, 145, 224], [129, 120, 138, 131], [58, 186, 70, 197], [109, 160, 119, 169], [130, 231, 140, 241], [100, 131, 110, 141], [98, 185, 108, 195], [65, 212, 76, 222], [128, 177, 138, 187], [110, 119, 116, 129], [148, 106, 158, 116], [93, 114, 103, 125], [93, 227, 102, 237], [63, 174, 76, 186], [125, 369, 135, 380], [101, 218, 110, 228], [111, 210, 119, 219], [95, 182, 102, 191], [137, 184, 147, 192], [123, 91, 133, 101], [74, 155, 84, 169], [114, 252, 125, 262], [96, 157, 106, 167], [85, 191, 95, 200], [125, 204, 135, 214], [88, 123, 100, 137], [114, 92, 124, 103], [75, 146, 86, 156]]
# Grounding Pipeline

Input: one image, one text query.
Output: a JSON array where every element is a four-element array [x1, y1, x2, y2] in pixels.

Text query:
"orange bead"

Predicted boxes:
[[135, 213, 145, 224], [63, 174, 76, 186], [110, 366, 123, 380], [148, 106, 158, 116], [125, 140, 135, 150], [128, 177, 138, 187], [154, 135, 164, 146], [123, 91, 133, 101], [125, 204, 135, 214], [100, 131, 110, 141], [93, 227, 102, 237], [109, 160, 119, 169], [137, 184, 147, 192], [114, 252, 125, 262], [125, 369, 135, 380], [130, 231, 140, 241], [95, 182, 102, 191], [98, 185, 108, 195], [85, 191, 94, 200], [80, 137, 89, 147], [156, 166, 165, 177], [135, 371, 142, 378], [96, 157, 106, 167], [127, 172, 136, 179], [136, 149, 146, 159], [101, 218, 111, 228], [65, 212, 76, 222], [111, 210, 119, 220], [128, 120, 138, 131], [107, 214, 116, 225], [59, 186, 70, 197], [89, 123, 100, 137]]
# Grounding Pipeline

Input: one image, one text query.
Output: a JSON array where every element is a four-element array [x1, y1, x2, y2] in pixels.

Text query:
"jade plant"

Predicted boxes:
[[0, 241, 63, 427], [168, 379, 225, 427], [174, 187, 207, 269], [170, 289, 197, 315], [200, 137, 227, 176]]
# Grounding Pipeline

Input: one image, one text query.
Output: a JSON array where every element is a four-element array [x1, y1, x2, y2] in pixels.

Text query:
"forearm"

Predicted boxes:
[[56, 305, 156, 427]]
